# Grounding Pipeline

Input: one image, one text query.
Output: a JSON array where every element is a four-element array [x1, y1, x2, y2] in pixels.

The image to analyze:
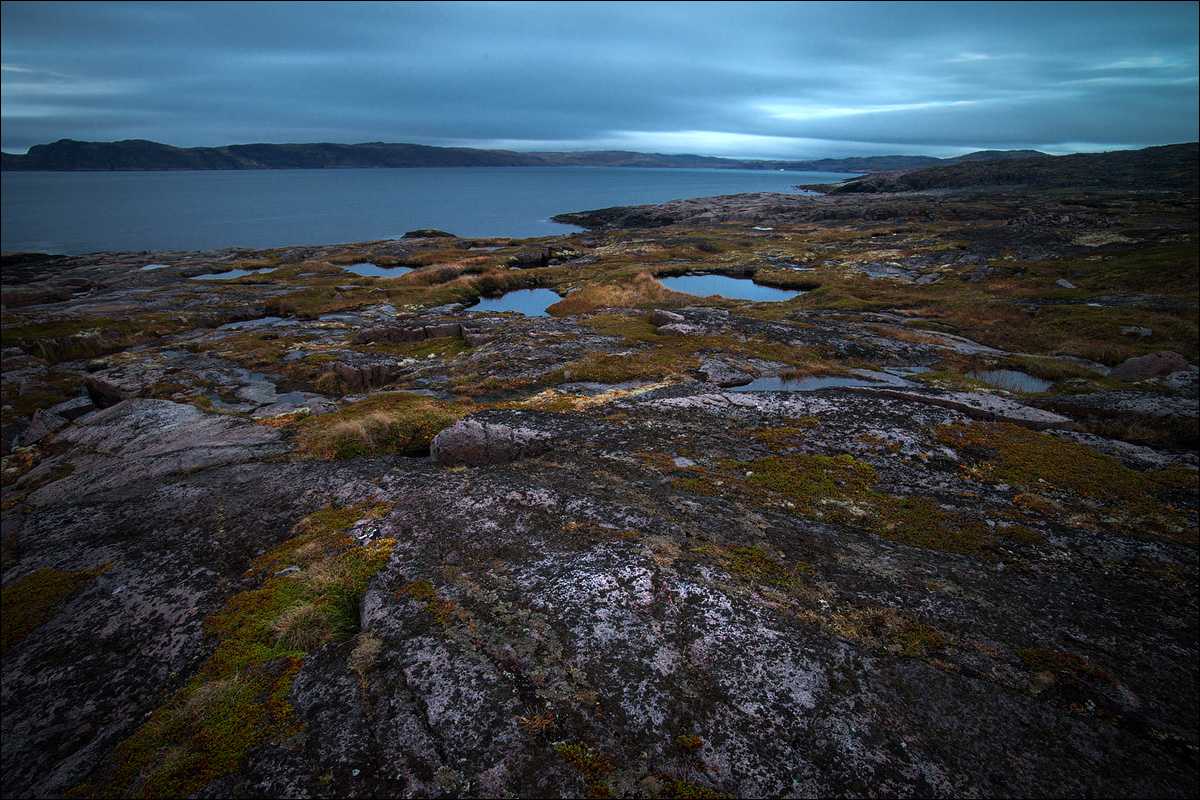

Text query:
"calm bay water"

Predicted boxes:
[[0, 167, 856, 255]]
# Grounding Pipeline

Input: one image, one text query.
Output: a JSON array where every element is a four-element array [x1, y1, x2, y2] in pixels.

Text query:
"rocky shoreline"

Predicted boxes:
[[2, 175, 1198, 797]]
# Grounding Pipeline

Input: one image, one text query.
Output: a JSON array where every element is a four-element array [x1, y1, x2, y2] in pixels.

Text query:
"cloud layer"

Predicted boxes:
[[2, 1, 1197, 158]]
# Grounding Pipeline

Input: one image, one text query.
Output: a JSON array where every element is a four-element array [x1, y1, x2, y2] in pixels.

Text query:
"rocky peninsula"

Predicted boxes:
[[2, 146, 1198, 798]]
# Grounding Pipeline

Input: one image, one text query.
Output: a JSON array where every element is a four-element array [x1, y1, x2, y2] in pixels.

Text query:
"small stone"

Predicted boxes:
[[651, 308, 685, 326], [48, 396, 95, 421], [275, 566, 301, 577], [16, 410, 68, 447], [1055, 278, 1077, 289]]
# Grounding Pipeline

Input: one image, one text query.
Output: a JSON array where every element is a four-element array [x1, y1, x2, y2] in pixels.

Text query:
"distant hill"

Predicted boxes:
[[814, 143, 1199, 193], [0, 138, 1048, 173]]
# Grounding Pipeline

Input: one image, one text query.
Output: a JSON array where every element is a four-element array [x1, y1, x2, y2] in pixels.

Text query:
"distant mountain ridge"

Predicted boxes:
[[0, 138, 1049, 173], [810, 142, 1199, 193]]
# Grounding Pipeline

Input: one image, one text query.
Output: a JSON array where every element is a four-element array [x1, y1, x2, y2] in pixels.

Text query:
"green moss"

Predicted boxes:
[[0, 369, 82, 417], [3, 314, 193, 363], [0, 566, 104, 654], [663, 779, 729, 799], [996, 524, 1047, 546], [914, 369, 992, 392], [752, 418, 821, 448], [695, 544, 811, 592], [672, 475, 721, 496], [936, 422, 1196, 543], [74, 506, 395, 799], [396, 580, 462, 628], [744, 453, 878, 513], [893, 622, 948, 658], [555, 742, 614, 798], [1018, 647, 1117, 686], [872, 495, 992, 557], [679, 452, 999, 557], [580, 312, 663, 344]]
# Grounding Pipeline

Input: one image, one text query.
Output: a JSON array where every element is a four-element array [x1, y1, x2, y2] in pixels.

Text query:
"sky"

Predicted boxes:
[[2, 1, 1197, 159]]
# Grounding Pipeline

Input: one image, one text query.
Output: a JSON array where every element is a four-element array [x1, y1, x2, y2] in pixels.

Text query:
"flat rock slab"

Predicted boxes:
[[859, 388, 1074, 429], [25, 399, 289, 505], [1044, 391, 1199, 420]]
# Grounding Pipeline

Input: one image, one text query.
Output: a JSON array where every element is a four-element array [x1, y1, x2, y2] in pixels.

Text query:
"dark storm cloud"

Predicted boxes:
[[2, 1, 1197, 157]]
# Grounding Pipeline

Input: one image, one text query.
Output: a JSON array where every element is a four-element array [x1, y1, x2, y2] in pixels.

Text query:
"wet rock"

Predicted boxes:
[[1110, 351, 1190, 380]]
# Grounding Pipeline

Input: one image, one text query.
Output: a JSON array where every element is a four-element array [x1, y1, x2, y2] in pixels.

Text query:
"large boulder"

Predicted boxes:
[[1110, 351, 1190, 381], [695, 357, 754, 388], [431, 413, 559, 466]]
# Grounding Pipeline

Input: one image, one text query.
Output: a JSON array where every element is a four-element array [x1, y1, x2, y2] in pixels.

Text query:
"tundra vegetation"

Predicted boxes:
[[1, 147, 1198, 798]]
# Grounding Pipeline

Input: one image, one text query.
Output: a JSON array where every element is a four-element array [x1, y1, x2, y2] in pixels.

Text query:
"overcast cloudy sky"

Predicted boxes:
[[2, 1, 1197, 158]]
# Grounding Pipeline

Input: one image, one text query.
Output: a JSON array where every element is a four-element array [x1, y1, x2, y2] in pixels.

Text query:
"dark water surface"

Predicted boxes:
[[467, 288, 561, 316], [658, 274, 803, 302], [1, 167, 856, 254], [969, 369, 1053, 393], [339, 262, 414, 278]]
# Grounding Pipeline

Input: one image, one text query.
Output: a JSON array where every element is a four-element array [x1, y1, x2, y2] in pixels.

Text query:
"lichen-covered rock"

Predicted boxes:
[[21, 399, 289, 505], [695, 357, 754, 387], [430, 411, 561, 466]]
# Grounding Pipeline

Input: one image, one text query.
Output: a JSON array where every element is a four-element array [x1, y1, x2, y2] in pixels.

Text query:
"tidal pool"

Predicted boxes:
[[190, 267, 276, 281], [969, 369, 1053, 393], [467, 288, 561, 316], [732, 370, 913, 392], [658, 274, 802, 302], [339, 262, 414, 278]]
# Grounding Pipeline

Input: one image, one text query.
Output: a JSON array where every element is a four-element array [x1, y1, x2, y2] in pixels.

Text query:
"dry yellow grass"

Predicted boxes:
[[547, 272, 688, 316]]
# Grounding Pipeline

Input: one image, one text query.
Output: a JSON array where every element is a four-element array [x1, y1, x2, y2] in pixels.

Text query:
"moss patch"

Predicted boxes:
[[0, 566, 105, 655], [74, 505, 395, 799], [673, 452, 996, 556], [936, 422, 1197, 544], [695, 543, 811, 593]]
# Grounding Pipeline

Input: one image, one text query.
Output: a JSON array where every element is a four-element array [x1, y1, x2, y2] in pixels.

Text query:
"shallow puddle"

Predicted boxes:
[[339, 262, 414, 278], [190, 267, 276, 281], [658, 274, 802, 302], [969, 369, 1052, 393], [467, 288, 561, 316], [732, 370, 912, 392]]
